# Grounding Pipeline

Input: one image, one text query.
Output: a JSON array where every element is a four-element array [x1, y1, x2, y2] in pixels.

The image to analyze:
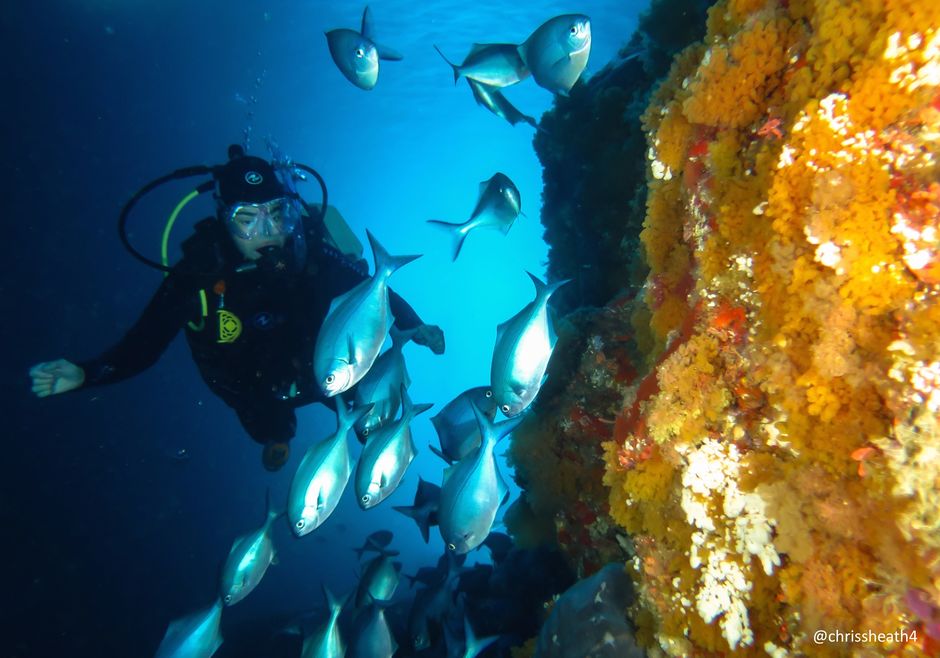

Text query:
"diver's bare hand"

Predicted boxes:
[[413, 324, 445, 355], [29, 359, 85, 397]]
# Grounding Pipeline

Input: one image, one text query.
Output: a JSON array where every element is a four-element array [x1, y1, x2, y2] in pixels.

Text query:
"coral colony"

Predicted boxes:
[[510, 0, 940, 654]]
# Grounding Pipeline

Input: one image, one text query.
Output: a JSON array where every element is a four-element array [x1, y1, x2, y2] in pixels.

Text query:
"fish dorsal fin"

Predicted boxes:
[[467, 42, 507, 58], [360, 5, 374, 40], [468, 43, 490, 58], [495, 319, 510, 343]]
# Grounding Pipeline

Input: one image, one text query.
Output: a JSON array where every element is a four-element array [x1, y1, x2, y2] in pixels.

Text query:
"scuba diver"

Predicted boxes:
[[28, 145, 444, 471]]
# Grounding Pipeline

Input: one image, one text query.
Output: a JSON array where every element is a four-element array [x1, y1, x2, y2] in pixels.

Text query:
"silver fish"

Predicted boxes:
[[353, 530, 398, 559], [154, 598, 224, 658], [348, 598, 397, 658], [355, 552, 402, 607], [490, 272, 569, 417], [392, 477, 441, 543], [355, 386, 433, 509], [518, 14, 592, 95], [427, 173, 522, 261], [314, 231, 420, 397], [301, 585, 347, 658], [466, 79, 537, 129], [429, 386, 498, 463], [433, 43, 530, 88], [325, 6, 403, 90], [288, 398, 373, 536], [353, 326, 415, 441], [220, 493, 282, 606], [438, 404, 521, 554]]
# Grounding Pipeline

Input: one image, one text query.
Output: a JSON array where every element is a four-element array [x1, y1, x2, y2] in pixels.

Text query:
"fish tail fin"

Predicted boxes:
[[400, 383, 433, 420], [426, 219, 468, 261], [471, 399, 521, 448], [367, 230, 420, 278], [465, 617, 500, 657], [433, 44, 460, 84], [526, 271, 571, 303], [336, 393, 373, 432], [264, 487, 286, 525], [322, 584, 344, 620]]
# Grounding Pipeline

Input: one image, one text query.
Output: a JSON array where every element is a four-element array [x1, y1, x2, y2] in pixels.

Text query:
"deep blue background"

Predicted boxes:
[[4, 1, 641, 655]]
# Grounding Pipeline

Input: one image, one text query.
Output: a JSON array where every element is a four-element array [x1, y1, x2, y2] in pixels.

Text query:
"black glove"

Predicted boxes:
[[412, 324, 445, 355]]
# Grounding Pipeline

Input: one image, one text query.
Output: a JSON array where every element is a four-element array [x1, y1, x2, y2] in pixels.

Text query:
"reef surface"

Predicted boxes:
[[515, 0, 940, 655]]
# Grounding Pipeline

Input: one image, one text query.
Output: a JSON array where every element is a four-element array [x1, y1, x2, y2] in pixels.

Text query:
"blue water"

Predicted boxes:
[[6, 1, 643, 655]]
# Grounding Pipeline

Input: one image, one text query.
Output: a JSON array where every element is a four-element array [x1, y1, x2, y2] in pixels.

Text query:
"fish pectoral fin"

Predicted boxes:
[[346, 334, 358, 366], [375, 42, 403, 61], [271, 552, 279, 566]]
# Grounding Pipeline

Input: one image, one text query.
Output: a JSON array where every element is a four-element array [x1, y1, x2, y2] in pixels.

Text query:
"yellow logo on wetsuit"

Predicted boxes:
[[217, 310, 242, 343]]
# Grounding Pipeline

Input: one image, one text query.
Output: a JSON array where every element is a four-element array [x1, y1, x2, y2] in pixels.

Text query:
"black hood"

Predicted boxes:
[[215, 155, 287, 206]]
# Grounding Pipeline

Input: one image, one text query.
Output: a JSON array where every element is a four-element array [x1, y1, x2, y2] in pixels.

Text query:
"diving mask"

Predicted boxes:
[[224, 197, 301, 241]]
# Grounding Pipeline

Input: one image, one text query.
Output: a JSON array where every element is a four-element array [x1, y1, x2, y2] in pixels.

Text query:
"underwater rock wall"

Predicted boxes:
[[520, 0, 940, 655]]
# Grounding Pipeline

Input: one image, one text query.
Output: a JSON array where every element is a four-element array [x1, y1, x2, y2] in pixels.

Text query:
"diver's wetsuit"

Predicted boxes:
[[77, 215, 422, 444]]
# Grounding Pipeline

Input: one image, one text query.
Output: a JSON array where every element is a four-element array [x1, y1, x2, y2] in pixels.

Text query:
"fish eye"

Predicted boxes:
[[325, 374, 335, 385], [363, 428, 370, 436], [447, 543, 456, 551], [361, 494, 370, 504], [296, 519, 305, 530], [224, 595, 232, 604], [485, 390, 493, 398], [355, 48, 364, 58], [570, 25, 578, 35], [501, 404, 511, 413]]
